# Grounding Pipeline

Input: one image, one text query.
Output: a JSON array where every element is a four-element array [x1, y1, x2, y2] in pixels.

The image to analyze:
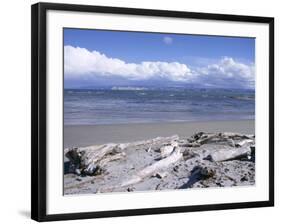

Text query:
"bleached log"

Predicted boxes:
[[99, 152, 126, 167], [65, 143, 118, 171], [221, 132, 253, 140], [196, 134, 217, 145], [82, 143, 118, 166], [187, 132, 255, 147], [209, 147, 251, 162], [152, 171, 169, 179], [179, 166, 215, 189], [246, 134, 255, 139], [160, 145, 174, 158], [226, 139, 235, 147], [146, 147, 152, 152], [160, 141, 178, 158], [77, 152, 126, 176], [83, 163, 98, 175], [65, 136, 181, 176], [121, 148, 183, 187], [235, 139, 254, 147], [186, 142, 201, 147]]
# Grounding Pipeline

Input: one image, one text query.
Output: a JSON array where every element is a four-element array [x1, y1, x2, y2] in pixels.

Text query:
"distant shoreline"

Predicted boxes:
[[64, 119, 254, 148]]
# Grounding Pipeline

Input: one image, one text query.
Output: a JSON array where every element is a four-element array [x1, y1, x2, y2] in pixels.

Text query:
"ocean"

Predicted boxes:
[[64, 88, 255, 125]]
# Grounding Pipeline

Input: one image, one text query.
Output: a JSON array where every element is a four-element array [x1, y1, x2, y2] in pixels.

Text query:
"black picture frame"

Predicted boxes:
[[31, 2, 274, 222]]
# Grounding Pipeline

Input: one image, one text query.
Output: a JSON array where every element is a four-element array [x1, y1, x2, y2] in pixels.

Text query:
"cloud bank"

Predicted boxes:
[[65, 45, 193, 81], [64, 45, 255, 89], [195, 57, 255, 89]]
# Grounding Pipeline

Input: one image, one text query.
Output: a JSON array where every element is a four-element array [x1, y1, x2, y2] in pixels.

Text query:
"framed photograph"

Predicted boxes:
[[31, 2, 274, 222]]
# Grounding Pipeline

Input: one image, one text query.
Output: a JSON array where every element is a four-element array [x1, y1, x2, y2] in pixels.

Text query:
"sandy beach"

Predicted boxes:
[[63, 30, 256, 195], [64, 119, 254, 148], [64, 119, 255, 195]]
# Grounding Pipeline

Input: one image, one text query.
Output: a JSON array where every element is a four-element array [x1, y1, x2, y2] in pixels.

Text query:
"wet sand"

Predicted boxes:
[[64, 120, 254, 148]]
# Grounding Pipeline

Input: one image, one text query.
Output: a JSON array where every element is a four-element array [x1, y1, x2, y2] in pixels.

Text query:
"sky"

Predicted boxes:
[[64, 28, 255, 89]]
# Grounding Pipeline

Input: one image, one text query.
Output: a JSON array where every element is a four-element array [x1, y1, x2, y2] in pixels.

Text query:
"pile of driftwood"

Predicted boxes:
[[186, 132, 255, 162], [64, 132, 255, 194]]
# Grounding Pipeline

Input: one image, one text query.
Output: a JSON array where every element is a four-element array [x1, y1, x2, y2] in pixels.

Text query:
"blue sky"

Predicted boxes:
[[64, 28, 255, 89]]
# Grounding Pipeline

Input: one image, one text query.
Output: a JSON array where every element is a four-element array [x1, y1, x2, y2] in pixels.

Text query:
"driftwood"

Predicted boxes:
[[118, 135, 179, 150], [65, 133, 254, 176], [187, 132, 255, 148], [64, 133, 256, 194], [235, 139, 254, 147], [160, 141, 178, 158], [82, 152, 127, 176], [64, 135, 180, 157], [120, 148, 183, 187], [179, 166, 215, 189], [185, 142, 201, 147], [152, 171, 169, 179], [83, 144, 118, 165], [65, 136, 180, 175], [196, 134, 217, 145], [206, 147, 251, 162], [65, 143, 122, 175], [99, 152, 126, 167]]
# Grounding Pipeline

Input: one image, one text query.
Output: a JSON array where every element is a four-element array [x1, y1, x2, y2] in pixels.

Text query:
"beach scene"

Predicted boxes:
[[63, 29, 255, 195]]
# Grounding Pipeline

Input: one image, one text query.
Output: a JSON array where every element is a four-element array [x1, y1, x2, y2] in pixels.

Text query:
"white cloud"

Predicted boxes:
[[64, 45, 255, 89], [196, 57, 255, 89], [163, 36, 173, 44], [64, 45, 193, 81]]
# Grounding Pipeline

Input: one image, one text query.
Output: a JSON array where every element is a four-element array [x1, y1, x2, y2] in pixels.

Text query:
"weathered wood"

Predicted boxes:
[[65, 136, 180, 175], [82, 143, 118, 166], [196, 134, 217, 145], [64, 133, 256, 194], [235, 139, 254, 147], [83, 163, 98, 175], [65, 143, 118, 175], [179, 166, 215, 189], [152, 171, 169, 179], [99, 152, 126, 166], [187, 132, 255, 147], [208, 147, 251, 162], [121, 148, 183, 187], [160, 141, 178, 158], [118, 135, 179, 150], [186, 142, 201, 147], [226, 139, 235, 147]]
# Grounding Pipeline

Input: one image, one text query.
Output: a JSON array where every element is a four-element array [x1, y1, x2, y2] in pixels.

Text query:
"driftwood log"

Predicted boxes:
[[187, 132, 255, 147], [160, 141, 178, 158], [65, 135, 180, 176], [205, 147, 252, 162], [179, 166, 215, 189], [121, 148, 183, 187]]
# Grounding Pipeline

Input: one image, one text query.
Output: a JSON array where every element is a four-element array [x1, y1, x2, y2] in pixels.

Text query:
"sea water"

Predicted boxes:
[[64, 88, 255, 125]]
